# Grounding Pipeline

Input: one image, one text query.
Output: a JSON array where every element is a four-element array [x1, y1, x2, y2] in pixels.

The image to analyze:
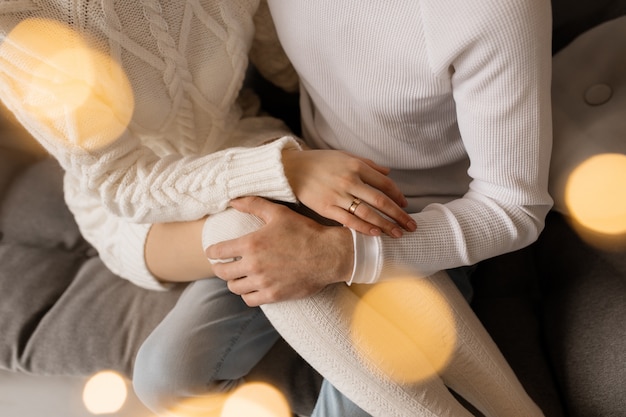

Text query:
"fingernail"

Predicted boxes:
[[370, 228, 381, 236], [392, 228, 403, 238], [407, 220, 417, 231]]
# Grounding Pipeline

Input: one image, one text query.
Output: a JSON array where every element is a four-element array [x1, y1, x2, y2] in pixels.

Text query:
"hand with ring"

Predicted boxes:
[[281, 148, 417, 237]]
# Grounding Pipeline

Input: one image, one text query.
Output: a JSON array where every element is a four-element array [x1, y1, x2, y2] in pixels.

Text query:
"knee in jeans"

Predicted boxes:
[[132, 337, 222, 412], [132, 341, 172, 411]]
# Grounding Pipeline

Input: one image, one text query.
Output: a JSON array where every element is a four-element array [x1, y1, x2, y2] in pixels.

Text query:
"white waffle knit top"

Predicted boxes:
[[268, 0, 554, 281], [0, 0, 300, 289]]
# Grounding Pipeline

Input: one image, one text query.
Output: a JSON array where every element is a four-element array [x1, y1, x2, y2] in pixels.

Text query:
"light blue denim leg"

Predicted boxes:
[[132, 277, 279, 414], [310, 379, 373, 417]]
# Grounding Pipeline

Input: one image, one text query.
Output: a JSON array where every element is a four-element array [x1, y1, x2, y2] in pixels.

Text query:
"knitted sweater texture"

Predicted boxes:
[[0, 0, 299, 289]]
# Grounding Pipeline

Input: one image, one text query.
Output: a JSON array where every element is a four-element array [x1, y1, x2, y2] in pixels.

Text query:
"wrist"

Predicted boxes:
[[226, 137, 300, 204], [324, 226, 355, 284], [280, 144, 312, 200]]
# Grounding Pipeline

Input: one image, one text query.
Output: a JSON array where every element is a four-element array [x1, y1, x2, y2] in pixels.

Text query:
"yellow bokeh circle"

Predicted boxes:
[[0, 18, 134, 152], [349, 278, 457, 384], [162, 382, 290, 417], [82, 371, 128, 415], [565, 153, 626, 235], [220, 382, 291, 417]]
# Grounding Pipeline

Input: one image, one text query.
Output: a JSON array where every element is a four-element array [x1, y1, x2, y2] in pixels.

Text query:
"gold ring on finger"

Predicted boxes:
[[348, 197, 362, 215]]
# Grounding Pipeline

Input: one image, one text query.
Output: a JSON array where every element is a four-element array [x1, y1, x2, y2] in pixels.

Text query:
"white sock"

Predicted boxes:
[[202, 208, 265, 264]]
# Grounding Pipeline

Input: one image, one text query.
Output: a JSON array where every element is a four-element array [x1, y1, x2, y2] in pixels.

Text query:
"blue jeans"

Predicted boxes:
[[133, 278, 279, 412], [132, 277, 368, 416], [134, 268, 474, 417], [309, 379, 369, 417]]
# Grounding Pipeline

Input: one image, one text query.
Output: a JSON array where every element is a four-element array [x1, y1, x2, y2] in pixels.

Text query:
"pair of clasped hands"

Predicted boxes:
[[206, 148, 417, 307]]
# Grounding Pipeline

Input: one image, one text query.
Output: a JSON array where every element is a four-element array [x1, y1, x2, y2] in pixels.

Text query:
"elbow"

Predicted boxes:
[[514, 201, 553, 248]]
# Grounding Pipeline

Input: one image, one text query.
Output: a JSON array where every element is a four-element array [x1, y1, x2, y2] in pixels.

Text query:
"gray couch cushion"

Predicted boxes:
[[537, 212, 626, 417], [0, 243, 80, 372], [0, 241, 181, 378], [19, 256, 184, 377], [0, 147, 35, 201], [539, 10, 626, 416], [0, 157, 83, 250], [0, 153, 184, 377]]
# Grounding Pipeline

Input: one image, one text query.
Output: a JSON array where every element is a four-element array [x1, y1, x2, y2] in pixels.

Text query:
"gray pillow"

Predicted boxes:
[[0, 242, 179, 378], [0, 243, 80, 372], [0, 153, 184, 377], [0, 147, 35, 201], [0, 157, 82, 250], [537, 212, 626, 417], [17, 255, 183, 377]]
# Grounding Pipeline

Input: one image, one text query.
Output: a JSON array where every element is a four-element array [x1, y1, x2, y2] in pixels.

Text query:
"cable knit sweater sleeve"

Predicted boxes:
[[0, 1, 301, 288], [0, 1, 299, 225], [60, 127, 298, 291]]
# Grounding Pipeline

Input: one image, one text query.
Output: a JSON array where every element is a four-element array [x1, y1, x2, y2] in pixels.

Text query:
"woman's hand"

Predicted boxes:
[[282, 149, 416, 237]]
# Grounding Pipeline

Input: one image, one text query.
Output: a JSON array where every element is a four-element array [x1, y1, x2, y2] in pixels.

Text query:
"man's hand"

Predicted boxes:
[[205, 197, 354, 307]]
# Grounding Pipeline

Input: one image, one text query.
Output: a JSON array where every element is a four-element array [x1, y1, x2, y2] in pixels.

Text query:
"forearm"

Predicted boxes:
[[71, 136, 300, 224], [145, 218, 215, 283], [68, 173, 215, 286], [357, 194, 551, 283]]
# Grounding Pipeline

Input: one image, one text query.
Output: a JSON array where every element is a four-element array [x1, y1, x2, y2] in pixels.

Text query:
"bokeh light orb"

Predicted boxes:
[[349, 278, 457, 384], [220, 382, 291, 417], [565, 153, 626, 235], [0, 18, 134, 152], [82, 371, 128, 415]]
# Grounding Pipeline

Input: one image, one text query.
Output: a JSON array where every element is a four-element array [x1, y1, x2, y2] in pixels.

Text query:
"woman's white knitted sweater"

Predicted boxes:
[[0, 0, 299, 289]]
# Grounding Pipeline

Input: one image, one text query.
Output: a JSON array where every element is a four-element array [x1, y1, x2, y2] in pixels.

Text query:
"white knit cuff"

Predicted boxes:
[[114, 223, 172, 291], [224, 136, 302, 203], [346, 228, 382, 285]]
